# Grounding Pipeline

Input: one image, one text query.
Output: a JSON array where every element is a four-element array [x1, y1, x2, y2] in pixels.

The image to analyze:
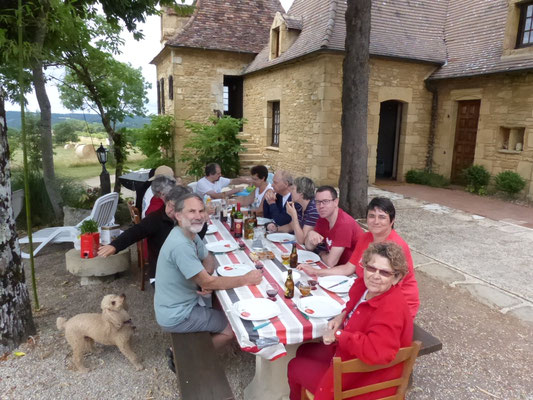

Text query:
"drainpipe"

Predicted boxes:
[[424, 79, 438, 172]]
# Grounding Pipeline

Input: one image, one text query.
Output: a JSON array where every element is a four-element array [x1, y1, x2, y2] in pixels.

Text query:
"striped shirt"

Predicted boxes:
[[297, 199, 319, 228]]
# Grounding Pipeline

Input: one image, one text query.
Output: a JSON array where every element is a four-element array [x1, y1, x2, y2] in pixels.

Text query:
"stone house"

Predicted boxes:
[[151, 0, 533, 199]]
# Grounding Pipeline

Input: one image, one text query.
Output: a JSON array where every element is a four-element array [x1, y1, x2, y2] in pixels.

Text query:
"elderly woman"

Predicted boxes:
[[298, 197, 419, 319], [145, 175, 177, 216], [268, 177, 319, 244], [288, 242, 413, 400]]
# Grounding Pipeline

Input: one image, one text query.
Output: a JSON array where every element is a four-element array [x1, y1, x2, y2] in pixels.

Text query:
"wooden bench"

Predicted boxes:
[[170, 332, 234, 400], [413, 323, 442, 357]]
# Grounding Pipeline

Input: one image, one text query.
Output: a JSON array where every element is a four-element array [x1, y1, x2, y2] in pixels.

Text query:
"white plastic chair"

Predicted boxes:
[[19, 192, 119, 259], [12, 189, 24, 219], [187, 181, 198, 193]]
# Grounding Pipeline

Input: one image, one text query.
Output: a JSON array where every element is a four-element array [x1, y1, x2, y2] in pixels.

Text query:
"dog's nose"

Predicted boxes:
[[120, 293, 126, 299]]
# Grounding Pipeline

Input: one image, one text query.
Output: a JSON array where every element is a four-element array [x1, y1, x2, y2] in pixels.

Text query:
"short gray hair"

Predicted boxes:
[[151, 175, 176, 198], [294, 177, 315, 200], [169, 192, 203, 212], [165, 185, 193, 208], [278, 170, 294, 186]]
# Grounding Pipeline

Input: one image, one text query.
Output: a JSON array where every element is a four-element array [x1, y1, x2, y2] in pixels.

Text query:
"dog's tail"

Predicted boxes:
[[56, 317, 67, 331]]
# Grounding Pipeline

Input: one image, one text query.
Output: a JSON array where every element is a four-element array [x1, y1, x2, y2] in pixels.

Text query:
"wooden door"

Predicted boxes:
[[451, 100, 480, 182]]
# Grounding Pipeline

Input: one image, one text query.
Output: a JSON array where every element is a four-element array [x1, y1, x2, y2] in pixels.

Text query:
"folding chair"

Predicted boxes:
[[19, 192, 119, 259], [127, 201, 149, 291], [303, 341, 422, 400]]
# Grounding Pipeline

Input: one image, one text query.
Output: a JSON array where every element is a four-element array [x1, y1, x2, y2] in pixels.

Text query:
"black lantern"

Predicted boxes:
[[96, 143, 111, 194]]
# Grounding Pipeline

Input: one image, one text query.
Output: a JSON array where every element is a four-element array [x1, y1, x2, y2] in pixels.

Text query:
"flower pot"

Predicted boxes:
[[80, 232, 100, 259]]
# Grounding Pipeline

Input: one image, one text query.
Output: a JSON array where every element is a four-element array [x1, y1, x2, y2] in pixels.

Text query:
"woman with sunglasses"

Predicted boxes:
[[288, 242, 413, 400], [298, 197, 419, 319]]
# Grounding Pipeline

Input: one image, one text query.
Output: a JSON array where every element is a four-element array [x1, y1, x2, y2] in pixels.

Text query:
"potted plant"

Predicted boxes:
[[79, 219, 99, 259]]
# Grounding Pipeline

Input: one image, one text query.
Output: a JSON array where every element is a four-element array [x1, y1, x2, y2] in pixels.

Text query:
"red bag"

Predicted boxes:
[[80, 232, 100, 259]]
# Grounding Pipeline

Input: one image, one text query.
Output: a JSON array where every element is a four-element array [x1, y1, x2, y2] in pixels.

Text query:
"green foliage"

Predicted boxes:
[[7, 127, 20, 158], [462, 165, 491, 195], [79, 219, 98, 234], [494, 171, 526, 195], [9, 113, 44, 172], [53, 120, 83, 144], [134, 114, 174, 168], [405, 169, 449, 188], [180, 116, 246, 178]]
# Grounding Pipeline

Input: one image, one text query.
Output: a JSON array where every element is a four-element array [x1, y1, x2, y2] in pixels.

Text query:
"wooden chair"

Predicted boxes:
[[302, 341, 422, 400], [127, 201, 148, 291]]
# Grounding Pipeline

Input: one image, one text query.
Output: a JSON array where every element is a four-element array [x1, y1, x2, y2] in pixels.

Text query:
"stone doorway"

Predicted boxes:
[[451, 100, 480, 182], [223, 75, 243, 120], [376, 100, 403, 179]]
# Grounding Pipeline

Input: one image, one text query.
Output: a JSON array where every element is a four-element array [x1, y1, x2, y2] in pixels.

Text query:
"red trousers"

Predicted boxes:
[[288, 342, 336, 400]]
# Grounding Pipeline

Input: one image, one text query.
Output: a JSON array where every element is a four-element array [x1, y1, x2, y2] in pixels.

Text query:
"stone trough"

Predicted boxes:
[[65, 248, 130, 285]]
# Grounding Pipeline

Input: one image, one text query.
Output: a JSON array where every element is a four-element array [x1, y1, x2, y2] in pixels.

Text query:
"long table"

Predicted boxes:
[[204, 218, 348, 400]]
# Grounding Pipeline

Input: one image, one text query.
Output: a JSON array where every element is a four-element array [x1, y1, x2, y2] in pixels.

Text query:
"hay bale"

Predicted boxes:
[[75, 144, 96, 159]]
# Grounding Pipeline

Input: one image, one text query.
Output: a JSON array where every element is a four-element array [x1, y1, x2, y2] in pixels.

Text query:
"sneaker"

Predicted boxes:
[[166, 347, 176, 373]]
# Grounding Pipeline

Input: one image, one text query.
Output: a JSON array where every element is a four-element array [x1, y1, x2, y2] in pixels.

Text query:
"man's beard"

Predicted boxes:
[[189, 221, 204, 233]]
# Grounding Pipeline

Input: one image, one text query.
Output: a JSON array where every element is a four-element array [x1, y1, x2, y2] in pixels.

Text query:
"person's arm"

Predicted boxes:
[[229, 176, 252, 186], [320, 246, 345, 267], [202, 253, 217, 275], [304, 230, 324, 251], [205, 189, 237, 199], [191, 268, 262, 291], [98, 218, 154, 257], [298, 261, 356, 277], [234, 191, 255, 206]]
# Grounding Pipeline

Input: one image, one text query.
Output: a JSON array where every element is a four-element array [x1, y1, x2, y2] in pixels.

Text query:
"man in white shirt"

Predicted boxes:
[[195, 163, 250, 199]]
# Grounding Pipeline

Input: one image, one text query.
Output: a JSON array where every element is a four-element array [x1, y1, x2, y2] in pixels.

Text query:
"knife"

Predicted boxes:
[[327, 279, 349, 290], [252, 320, 272, 331]]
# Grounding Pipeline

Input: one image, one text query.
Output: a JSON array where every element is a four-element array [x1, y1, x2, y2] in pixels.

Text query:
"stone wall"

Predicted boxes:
[[155, 48, 255, 174], [432, 72, 533, 198], [243, 54, 437, 186]]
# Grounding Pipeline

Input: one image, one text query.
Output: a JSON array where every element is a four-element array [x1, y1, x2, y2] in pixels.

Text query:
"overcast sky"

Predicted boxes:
[[5, 0, 294, 115]]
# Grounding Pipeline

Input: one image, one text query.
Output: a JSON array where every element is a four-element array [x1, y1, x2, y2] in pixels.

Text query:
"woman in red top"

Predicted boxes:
[[298, 197, 419, 319], [288, 242, 413, 399]]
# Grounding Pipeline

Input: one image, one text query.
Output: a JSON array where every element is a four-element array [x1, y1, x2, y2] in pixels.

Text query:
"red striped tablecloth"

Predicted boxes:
[[205, 218, 348, 360]]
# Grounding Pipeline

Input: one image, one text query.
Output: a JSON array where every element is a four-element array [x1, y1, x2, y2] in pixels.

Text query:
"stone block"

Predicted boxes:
[[458, 283, 522, 309], [66, 248, 130, 277], [507, 306, 533, 324], [416, 262, 466, 284]]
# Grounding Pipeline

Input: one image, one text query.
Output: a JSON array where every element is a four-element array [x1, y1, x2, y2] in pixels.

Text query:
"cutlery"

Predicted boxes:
[[252, 321, 272, 331], [327, 279, 349, 290]]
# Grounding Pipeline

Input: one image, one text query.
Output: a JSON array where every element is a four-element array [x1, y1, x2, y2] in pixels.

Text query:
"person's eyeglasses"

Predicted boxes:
[[364, 265, 396, 278], [315, 199, 334, 206]]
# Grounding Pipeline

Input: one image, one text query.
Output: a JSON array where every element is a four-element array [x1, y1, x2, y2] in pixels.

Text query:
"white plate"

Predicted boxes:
[[297, 296, 343, 319], [298, 250, 321, 264], [205, 240, 238, 253], [318, 275, 356, 293], [233, 298, 281, 321], [206, 224, 218, 234], [256, 217, 273, 226], [281, 270, 301, 282], [266, 233, 295, 243], [217, 264, 254, 277]]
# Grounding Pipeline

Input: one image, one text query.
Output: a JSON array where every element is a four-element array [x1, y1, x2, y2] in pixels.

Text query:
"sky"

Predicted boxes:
[[5, 0, 295, 115]]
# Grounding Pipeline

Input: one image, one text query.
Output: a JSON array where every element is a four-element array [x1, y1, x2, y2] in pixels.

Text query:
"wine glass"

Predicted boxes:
[[308, 275, 318, 290], [255, 261, 264, 272], [266, 284, 277, 301]]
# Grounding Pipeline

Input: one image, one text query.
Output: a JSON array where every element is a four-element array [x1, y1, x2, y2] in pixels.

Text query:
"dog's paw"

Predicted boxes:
[[134, 363, 144, 371]]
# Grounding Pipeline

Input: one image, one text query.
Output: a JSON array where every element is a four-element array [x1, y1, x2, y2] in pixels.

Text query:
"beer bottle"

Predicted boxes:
[[253, 211, 258, 227], [284, 269, 294, 299], [289, 244, 298, 268], [245, 211, 256, 239], [234, 203, 243, 238], [230, 206, 236, 232]]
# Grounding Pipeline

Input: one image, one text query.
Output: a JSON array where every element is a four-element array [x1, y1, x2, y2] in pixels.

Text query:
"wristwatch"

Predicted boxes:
[[335, 330, 342, 340]]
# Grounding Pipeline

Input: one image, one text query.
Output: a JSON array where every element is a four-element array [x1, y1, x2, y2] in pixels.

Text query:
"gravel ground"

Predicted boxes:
[[1, 242, 532, 399]]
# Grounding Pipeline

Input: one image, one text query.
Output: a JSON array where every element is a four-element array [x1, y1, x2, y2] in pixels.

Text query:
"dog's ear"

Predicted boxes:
[[102, 309, 124, 329]]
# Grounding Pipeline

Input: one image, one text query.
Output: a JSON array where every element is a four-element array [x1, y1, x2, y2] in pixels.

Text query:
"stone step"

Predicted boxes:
[[240, 153, 264, 160]]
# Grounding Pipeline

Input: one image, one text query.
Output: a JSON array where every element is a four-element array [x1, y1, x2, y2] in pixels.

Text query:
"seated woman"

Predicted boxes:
[[298, 197, 419, 319], [267, 177, 319, 243], [288, 242, 413, 400], [145, 175, 178, 216]]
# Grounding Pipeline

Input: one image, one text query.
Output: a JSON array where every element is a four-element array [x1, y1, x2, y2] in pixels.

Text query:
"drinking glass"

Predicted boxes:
[[266, 284, 277, 301], [308, 276, 318, 290], [255, 261, 264, 272], [299, 283, 311, 297], [281, 253, 290, 265]]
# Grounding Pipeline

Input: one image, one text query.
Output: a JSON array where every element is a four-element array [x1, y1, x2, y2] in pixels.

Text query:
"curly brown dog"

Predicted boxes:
[[56, 294, 143, 372]]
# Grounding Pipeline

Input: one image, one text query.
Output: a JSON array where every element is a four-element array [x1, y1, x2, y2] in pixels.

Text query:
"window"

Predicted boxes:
[[160, 78, 165, 114], [168, 75, 173, 100], [499, 126, 525, 151], [223, 85, 229, 112], [517, 1, 533, 47], [156, 80, 161, 115], [271, 101, 280, 147]]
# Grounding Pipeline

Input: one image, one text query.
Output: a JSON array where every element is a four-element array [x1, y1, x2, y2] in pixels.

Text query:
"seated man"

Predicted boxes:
[[154, 192, 262, 349], [195, 163, 250, 199], [234, 165, 272, 213], [98, 185, 203, 285], [264, 170, 294, 229], [304, 186, 363, 267]]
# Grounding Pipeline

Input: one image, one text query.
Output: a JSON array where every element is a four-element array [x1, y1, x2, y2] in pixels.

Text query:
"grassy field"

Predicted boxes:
[[11, 138, 147, 181]]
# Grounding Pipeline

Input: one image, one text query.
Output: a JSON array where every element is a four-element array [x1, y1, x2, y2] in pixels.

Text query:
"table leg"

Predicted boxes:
[[244, 344, 299, 400]]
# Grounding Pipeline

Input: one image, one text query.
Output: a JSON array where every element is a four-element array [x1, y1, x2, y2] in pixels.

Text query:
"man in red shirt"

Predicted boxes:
[[304, 186, 363, 267]]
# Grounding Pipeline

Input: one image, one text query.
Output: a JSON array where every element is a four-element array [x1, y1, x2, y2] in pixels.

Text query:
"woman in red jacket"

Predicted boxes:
[[288, 242, 413, 400]]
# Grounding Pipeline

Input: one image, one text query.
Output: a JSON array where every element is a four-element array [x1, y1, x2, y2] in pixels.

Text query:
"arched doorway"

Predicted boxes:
[[376, 100, 403, 179]]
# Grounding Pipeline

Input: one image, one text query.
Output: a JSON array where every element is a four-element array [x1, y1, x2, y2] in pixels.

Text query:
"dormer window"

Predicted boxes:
[[273, 27, 281, 58], [269, 12, 302, 61], [517, 2, 533, 47]]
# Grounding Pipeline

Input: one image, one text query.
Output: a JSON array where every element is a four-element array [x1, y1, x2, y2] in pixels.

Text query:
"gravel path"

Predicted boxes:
[[2, 241, 532, 399]]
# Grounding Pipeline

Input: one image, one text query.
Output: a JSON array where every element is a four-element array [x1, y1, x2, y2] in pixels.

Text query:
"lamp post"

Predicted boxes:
[[96, 143, 111, 195]]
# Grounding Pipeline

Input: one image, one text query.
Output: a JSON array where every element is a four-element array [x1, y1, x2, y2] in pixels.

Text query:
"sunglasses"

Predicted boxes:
[[364, 264, 397, 278]]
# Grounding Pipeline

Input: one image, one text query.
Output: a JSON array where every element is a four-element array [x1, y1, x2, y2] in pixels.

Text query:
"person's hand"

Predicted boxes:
[[286, 201, 297, 219], [98, 244, 117, 258], [197, 288, 213, 296], [243, 270, 263, 286], [264, 189, 276, 205], [266, 222, 277, 233], [229, 187, 241, 195], [327, 314, 343, 332], [307, 231, 324, 247], [296, 263, 319, 276], [322, 330, 336, 345]]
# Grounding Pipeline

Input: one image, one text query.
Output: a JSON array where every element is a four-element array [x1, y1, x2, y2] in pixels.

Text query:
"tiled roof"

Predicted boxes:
[[166, 0, 284, 54], [245, 0, 448, 74], [430, 0, 533, 79]]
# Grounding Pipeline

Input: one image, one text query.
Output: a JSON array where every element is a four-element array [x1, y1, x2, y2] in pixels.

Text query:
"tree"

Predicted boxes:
[[0, 91, 36, 355], [135, 114, 175, 168], [338, 0, 371, 219], [52, 119, 85, 144]]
